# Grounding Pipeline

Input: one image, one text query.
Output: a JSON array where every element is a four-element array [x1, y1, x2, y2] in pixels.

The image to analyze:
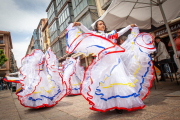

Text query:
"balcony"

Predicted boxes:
[[100, 0, 112, 10], [0, 40, 5, 47]]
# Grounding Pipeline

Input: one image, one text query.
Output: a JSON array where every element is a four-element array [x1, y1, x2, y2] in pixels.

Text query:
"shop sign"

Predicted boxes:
[[155, 22, 180, 36]]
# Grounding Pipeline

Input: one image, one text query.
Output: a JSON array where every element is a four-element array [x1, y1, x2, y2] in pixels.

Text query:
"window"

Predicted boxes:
[[56, 0, 68, 13], [58, 4, 74, 33], [52, 41, 61, 58], [79, 12, 93, 29], [61, 36, 67, 56], [0, 37, 3, 44], [49, 20, 58, 43], [47, 3, 55, 19], [72, 0, 88, 18], [88, 0, 96, 6]]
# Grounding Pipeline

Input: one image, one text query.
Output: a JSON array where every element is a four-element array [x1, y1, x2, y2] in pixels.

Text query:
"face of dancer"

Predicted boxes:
[[59, 63, 62, 67], [97, 21, 105, 31], [177, 29, 180, 38]]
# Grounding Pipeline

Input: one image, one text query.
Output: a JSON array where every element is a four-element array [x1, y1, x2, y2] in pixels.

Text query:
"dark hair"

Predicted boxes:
[[94, 20, 107, 33], [155, 36, 161, 40], [154, 36, 161, 49]]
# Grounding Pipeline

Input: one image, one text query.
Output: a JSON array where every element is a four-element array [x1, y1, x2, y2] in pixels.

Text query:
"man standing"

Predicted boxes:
[[0, 78, 3, 90], [155, 37, 170, 81], [168, 29, 180, 73], [120, 36, 127, 45]]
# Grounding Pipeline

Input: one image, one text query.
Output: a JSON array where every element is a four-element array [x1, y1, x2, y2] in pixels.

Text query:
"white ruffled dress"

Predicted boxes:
[[4, 48, 67, 109], [62, 57, 85, 95], [66, 23, 155, 112]]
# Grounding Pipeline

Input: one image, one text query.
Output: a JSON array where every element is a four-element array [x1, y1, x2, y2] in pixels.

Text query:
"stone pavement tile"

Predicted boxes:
[[109, 110, 158, 120], [42, 111, 69, 119], [0, 104, 17, 111], [0, 108, 18, 114], [55, 101, 74, 108], [1, 115, 20, 120], [66, 108, 95, 118], [18, 110, 41, 119], [0, 112, 19, 120], [163, 97, 180, 106], [55, 103, 89, 114], [142, 103, 176, 113], [35, 107, 60, 114], [21, 115, 48, 120], [80, 110, 125, 120], [49, 114, 77, 120]]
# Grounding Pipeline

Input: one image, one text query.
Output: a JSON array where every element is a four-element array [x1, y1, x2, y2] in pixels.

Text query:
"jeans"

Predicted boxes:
[[1, 83, 3, 90], [173, 51, 180, 71]]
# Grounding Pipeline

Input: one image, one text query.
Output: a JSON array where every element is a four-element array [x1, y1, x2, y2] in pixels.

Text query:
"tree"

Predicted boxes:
[[0, 49, 8, 66]]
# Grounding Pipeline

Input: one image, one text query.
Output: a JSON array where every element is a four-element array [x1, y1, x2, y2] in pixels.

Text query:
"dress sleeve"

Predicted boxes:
[[117, 25, 131, 37], [78, 23, 93, 33], [9, 72, 19, 75]]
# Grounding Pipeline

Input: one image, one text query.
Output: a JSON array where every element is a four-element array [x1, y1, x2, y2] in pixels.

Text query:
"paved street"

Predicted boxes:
[[0, 79, 180, 120]]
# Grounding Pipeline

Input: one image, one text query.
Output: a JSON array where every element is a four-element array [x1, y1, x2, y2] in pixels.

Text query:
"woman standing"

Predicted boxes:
[[66, 20, 155, 112]]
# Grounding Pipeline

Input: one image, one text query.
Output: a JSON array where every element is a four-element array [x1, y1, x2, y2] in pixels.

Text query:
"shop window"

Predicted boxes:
[[51, 41, 61, 58], [61, 36, 67, 56]]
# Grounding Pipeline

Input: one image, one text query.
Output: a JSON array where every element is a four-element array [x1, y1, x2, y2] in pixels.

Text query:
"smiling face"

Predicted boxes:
[[97, 21, 105, 31]]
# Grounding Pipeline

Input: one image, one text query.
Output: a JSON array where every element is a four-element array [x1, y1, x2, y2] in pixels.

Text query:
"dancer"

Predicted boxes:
[[66, 21, 155, 112], [4, 72, 22, 93], [4, 48, 67, 109], [62, 57, 84, 95]]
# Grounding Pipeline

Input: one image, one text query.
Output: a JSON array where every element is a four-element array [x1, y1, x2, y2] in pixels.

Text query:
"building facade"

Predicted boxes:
[[33, 29, 41, 50], [25, 36, 34, 55], [46, 0, 99, 68], [42, 19, 50, 52], [0, 31, 18, 77], [36, 18, 47, 53]]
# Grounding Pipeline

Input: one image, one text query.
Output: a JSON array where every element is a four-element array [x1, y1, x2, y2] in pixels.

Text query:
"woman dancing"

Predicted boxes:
[[66, 20, 155, 113]]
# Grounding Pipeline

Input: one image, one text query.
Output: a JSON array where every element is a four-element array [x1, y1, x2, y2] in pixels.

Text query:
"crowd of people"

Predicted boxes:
[[153, 29, 180, 81]]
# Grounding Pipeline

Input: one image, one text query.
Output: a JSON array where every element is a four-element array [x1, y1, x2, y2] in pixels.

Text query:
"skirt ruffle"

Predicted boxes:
[[67, 24, 155, 112], [5, 48, 67, 109]]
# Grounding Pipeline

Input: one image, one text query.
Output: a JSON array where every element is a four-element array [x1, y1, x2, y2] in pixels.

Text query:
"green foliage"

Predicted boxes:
[[0, 49, 8, 66]]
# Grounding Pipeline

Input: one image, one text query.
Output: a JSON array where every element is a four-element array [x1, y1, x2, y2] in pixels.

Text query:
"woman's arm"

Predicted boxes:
[[8, 72, 19, 76], [117, 24, 136, 37], [72, 22, 93, 33]]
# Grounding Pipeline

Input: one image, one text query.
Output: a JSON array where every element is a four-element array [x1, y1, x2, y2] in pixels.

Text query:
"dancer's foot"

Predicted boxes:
[[115, 109, 123, 114]]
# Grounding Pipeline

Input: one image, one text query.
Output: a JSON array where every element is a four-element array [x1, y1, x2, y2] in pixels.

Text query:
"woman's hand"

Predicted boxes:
[[72, 22, 81, 27], [130, 24, 137, 27], [155, 58, 157, 62]]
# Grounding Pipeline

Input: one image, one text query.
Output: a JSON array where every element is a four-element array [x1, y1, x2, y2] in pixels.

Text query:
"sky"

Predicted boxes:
[[0, 0, 50, 68]]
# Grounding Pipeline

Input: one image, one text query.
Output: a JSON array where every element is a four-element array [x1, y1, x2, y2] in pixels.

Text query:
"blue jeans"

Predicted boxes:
[[1, 83, 3, 90]]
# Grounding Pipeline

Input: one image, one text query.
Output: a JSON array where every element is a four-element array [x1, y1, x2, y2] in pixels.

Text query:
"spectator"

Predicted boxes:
[[168, 29, 180, 73], [0, 78, 3, 90], [120, 36, 127, 45], [154, 36, 171, 81]]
